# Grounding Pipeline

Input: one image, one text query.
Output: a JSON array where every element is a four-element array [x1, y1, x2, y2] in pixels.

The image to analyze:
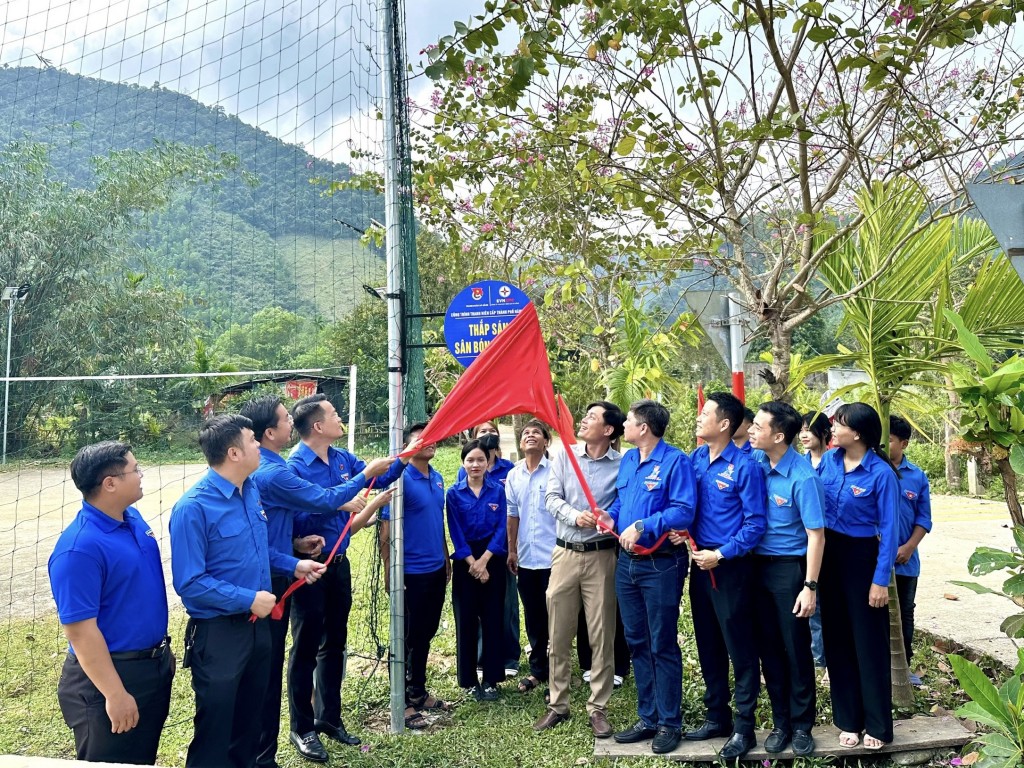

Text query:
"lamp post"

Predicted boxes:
[[2, 284, 30, 465]]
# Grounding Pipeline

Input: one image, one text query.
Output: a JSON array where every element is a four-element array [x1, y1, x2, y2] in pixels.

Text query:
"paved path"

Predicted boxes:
[[914, 494, 1020, 667]]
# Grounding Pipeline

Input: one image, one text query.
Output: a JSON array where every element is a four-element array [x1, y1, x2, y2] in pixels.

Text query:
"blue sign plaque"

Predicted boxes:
[[443, 280, 532, 367]]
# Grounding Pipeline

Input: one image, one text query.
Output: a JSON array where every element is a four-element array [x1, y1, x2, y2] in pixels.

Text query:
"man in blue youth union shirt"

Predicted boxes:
[[889, 414, 932, 684], [49, 441, 173, 765], [748, 402, 825, 757], [685, 392, 767, 762], [170, 415, 325, 768], [603, 399, 696, 756], [241, 395, 394, 765]]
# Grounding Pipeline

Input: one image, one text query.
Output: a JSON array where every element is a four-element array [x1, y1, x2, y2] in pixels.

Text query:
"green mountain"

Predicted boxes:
[[0, 64, 384, 328]]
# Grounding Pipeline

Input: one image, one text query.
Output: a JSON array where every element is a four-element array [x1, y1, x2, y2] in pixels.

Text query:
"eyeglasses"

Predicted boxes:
[[113, 466, 144, 478]]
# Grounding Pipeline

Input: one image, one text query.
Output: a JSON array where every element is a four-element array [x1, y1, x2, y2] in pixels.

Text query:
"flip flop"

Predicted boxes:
[[839, 731, 861, 748], [518, 675, 540, 693], [411, 693, 450, 712], [864, 734, 885, 750]]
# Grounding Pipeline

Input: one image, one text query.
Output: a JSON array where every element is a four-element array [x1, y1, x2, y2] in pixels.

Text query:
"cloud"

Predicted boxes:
[[0, 0, 484, 163]]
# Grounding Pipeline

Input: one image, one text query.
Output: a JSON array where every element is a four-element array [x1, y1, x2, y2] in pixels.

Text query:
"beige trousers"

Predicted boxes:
[[545, 545, 617, 715]]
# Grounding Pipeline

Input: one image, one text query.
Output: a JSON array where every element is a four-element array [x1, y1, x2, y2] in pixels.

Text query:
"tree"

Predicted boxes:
[[211, 307, 324, 370], [0, 140, 239, 455], [415, 0, 1024, 398]]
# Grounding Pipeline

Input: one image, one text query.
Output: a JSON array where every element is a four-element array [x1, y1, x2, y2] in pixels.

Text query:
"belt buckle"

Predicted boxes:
[[571, 542, 585, 552]]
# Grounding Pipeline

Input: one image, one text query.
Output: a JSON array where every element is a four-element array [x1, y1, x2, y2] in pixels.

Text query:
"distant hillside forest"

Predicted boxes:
[[0, 65, 385, 329]]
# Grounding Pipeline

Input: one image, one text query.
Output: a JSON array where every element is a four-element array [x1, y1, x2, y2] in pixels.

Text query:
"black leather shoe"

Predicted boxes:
[[719, 732, 756, 761], [685, 719, 733, 741], [792, 729, 815, 756], [613, 720, 658, 744], [765, 728, 791, 753], [314, 719, 361, 746], [652, 726, 682, 754], [289, 731, 328, 763]]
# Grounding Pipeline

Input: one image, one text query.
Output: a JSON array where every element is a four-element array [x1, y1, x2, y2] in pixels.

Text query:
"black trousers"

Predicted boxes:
[[820, 530, 893, 742], [57, 646, 173, 765], [257, 574, 292, 766], [517, 567, 551, 681], [404, 565, 448, 700], [452, 540, 507, 688], [186, 614, 271, 768], [896, 574, 918, 664], [577, 602, 631, 677], [289, 555, 352, 735], [689, 556, 761, 735], [753, 556, 816, 733]]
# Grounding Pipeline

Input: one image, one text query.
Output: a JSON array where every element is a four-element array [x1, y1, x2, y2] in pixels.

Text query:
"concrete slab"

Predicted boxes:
[[594, 715, 972, 762]]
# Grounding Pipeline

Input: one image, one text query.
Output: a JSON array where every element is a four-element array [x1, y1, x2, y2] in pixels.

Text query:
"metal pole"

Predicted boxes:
[[2, 300, 13, 464], [347, 364, 357, 455], [727, 293, 745, 404], [379, 0, 406, 734]]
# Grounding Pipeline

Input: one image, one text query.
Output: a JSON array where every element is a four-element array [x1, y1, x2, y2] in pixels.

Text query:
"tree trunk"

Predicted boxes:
[[994, 455, 1024, 528], [944, 373, 962, 490], [888, 574, 915, 707], [767, 319, 793, 402]]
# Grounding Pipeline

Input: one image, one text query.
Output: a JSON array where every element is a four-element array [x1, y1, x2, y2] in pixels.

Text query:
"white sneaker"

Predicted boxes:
[[582, 669, 591, 683], [613, 675, 623, 688]]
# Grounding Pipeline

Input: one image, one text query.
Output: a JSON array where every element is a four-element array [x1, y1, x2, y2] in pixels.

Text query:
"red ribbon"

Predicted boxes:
[[252, 478, 379, 622]]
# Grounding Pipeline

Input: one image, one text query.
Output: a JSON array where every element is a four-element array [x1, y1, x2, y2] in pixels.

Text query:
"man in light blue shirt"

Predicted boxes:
[[506, 419, 556, 694], [748, 401, 825, 756]]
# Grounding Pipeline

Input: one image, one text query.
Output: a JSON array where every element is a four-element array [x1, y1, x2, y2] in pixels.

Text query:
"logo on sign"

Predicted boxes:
[[472, 287, 484, 300], [498, 285, 511, 298]]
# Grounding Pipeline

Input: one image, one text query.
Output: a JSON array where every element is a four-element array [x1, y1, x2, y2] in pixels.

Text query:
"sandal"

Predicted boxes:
[[404, 707, 429, 730], [864, 734, 885, 750], [518, 675, 540, 693], [408, 692, 451, 712], [839, 731, 861, 748]]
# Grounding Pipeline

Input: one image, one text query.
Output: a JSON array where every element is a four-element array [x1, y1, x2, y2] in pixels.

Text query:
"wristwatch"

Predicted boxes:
[[714, 549, 724, 562], [803, 580, 818, 591], [634, 520, 645, 534]]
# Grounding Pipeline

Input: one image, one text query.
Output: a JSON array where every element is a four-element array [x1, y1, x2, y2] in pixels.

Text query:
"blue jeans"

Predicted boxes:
[[615, 549, 687, 729]]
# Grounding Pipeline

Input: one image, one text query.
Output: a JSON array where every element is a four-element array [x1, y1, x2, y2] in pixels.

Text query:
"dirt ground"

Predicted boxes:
[[0, 462, 1019, 666]]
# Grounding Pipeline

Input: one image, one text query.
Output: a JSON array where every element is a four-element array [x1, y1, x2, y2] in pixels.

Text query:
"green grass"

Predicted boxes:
[[0, 446, 988, 766], [277, 235, 383, 322]]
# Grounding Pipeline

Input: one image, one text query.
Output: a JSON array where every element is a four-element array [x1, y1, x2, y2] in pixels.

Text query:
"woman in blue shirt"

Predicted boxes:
[[447, 439, 508, 701], [818, 403, 900, 750]]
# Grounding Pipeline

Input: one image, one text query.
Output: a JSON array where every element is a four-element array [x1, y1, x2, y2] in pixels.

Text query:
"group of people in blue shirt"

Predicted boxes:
[[46, 386, 931, 765]]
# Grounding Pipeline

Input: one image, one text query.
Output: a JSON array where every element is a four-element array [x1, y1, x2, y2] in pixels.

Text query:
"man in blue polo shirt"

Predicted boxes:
[[287, 393, 407, 752], [170, 415, 326, 768], [889, 415, 933, 685], [240, 395, 394, 765], [603, 399, 696, 755], [685, 392, 767, 761], [378, 422, 451, 728], [748, 402, 825, 756], [49, 441, 173, 765]]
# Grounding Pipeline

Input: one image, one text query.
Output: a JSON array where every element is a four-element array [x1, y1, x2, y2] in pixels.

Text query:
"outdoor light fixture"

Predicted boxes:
[[362, 283, 388, 301], [3, 283, 30, 464]]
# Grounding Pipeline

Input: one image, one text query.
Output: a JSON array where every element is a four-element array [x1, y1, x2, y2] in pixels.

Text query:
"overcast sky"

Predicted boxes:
[[0, 0, 485, 162]]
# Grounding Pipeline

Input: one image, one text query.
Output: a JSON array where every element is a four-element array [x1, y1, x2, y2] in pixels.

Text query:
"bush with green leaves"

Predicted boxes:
[[950, 649, 1024, 768]]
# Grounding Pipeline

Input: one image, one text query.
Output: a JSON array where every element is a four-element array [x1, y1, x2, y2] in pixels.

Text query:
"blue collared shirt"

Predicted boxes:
[[170, 468, 296, 619], [287, 442, 397, 554], [48, 502, 168, 653], [506, 457, 555, 569], [895, 456, 932, 577], [252, 447, 366, 560], [691, 441, 767, 559], [607, 439, 696, 549], [819, 447, 900, 587], [751, 446, 826, 556], [446, 476, 507, 560], [379, 463, 447, 575]]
